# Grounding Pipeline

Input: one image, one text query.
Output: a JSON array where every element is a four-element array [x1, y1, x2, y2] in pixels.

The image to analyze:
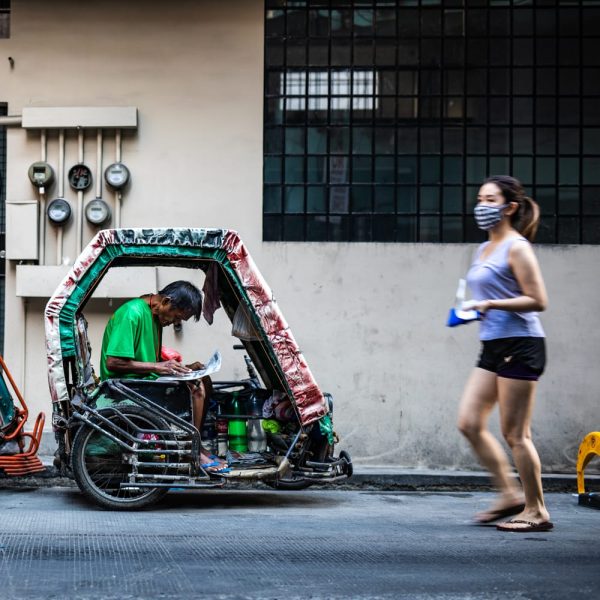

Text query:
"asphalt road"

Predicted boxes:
[[0, 487, 598, 599]]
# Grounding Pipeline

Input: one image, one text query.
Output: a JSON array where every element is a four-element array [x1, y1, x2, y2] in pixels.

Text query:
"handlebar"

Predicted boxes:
[[232, 344, 259, 380]]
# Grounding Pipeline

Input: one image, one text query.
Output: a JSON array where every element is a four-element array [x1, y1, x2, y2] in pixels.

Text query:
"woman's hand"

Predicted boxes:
[[462, 299, 491, 315], [472, 300, 493, 315]]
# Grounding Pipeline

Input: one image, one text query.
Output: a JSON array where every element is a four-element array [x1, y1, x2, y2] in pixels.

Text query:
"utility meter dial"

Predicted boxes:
[[68, 164, 93, 191], [104, 162, 130, 190], [47, 198, 72, 225], [28, 161, 55, 190], [85, 199, 111, 226]]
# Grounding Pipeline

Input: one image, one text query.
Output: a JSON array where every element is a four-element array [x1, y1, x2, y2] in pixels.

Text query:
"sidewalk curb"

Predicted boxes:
[[1, 463, 597, 492]]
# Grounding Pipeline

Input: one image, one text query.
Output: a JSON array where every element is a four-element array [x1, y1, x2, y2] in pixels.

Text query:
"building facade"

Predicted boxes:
[[0, 0, 599, 471]]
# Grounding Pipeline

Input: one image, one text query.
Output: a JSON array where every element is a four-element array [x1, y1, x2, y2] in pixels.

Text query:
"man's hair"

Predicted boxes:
[[158, 281, 203, 321]]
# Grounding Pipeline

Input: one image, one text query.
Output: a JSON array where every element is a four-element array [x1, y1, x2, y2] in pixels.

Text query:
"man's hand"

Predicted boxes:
[[155, 359, 191, 376], [185, 361, 205, 372]]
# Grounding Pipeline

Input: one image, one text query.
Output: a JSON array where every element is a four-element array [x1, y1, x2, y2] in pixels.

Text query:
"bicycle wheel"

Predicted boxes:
[[72, 404, 173, 510]]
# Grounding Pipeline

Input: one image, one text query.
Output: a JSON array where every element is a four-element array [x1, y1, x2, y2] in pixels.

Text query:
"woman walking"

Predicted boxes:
[[457, 175, 553, 532]]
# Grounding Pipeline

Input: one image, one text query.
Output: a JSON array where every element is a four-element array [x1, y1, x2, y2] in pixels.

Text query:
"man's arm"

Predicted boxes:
[[106, 356, 191, 377]]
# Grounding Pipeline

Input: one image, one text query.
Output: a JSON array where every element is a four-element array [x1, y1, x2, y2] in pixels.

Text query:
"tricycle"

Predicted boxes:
[[45, 228, 352, 509]]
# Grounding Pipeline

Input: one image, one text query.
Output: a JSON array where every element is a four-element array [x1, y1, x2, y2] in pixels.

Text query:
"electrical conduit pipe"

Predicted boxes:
[[76, 128, 84, 254], [38, 129, 47, 265], [115, 129, 122, 227], [57, 129, 65, 266]]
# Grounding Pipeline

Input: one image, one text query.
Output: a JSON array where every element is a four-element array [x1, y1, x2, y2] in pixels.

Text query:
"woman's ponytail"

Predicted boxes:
[[515, 195, 540, 242]]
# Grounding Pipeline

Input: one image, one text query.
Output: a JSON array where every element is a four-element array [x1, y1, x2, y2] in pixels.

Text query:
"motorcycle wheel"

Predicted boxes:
[[264, 438, 334, 491], [72, 405, 172, 510], [263, 476, 314, 491], [339, 449, 353, 477]]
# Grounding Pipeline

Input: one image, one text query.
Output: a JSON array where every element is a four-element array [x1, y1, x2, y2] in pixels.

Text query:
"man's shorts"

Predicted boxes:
[[477, 337, 546, 381]]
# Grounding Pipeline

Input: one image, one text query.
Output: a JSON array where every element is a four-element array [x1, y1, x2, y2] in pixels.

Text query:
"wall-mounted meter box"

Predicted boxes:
[[47, 198, 72, 225], [28, 161, 55, 190], [104, 163, 130, 190], [68, 164, 93, 191], [85, 199, 111, 226], [6, 200, 39, 261]]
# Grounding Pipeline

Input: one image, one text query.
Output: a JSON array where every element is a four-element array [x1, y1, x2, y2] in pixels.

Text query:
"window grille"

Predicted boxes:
[[0, 0, 10, 39], [263, 1, 600, 244]]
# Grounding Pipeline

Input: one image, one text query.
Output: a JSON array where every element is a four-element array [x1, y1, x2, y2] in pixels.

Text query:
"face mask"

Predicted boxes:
[[474, 203, 508, 231]]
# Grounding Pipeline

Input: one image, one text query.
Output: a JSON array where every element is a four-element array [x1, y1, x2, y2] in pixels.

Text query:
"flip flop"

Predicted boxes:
[[201, 461, 220, 469], [210, 467, 231, 474], [496, 519, 554, 532], [474, 502, 526, 524]]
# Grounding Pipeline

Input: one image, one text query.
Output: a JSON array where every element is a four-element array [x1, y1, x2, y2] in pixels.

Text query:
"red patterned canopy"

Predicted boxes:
[[45, 228, 328, 426]]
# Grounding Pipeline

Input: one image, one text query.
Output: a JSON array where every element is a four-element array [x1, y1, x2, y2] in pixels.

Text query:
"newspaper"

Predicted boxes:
[[156, 349, 222, 382]]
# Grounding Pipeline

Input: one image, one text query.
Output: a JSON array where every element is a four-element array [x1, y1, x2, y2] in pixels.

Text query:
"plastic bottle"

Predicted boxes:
[[247, 394, 267, 452], [228, 393, 248, 452], [216, 417, 228, 457]]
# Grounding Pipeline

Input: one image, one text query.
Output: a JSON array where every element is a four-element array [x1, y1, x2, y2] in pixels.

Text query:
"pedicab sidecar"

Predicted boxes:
[[45, 228, 352, 509]]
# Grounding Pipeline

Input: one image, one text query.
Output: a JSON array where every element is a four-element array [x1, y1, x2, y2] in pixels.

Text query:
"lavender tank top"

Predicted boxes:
[[466, 237, 545, 341]]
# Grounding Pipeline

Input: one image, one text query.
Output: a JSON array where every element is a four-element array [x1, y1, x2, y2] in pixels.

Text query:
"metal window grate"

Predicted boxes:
[[0, 0, 10, 39], [263, 0, 600, 244]]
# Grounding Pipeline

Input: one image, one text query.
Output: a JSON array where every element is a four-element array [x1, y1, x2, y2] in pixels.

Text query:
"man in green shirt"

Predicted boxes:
[[100, 280, 219, 466]]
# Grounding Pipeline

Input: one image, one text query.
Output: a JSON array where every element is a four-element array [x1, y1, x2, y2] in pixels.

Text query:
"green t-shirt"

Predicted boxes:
[[100, 298, 160, 381]]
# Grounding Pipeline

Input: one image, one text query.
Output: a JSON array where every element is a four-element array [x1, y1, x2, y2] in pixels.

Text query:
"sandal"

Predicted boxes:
[[496, 519, 554, 532], [474, 502, 526, 524]]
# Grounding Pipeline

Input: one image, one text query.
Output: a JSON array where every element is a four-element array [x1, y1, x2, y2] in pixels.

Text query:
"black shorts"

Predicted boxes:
[[477, 337, 546, 381]]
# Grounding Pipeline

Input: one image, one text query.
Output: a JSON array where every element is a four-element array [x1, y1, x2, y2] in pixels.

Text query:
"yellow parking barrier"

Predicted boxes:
[[577, 432, 600, 509]]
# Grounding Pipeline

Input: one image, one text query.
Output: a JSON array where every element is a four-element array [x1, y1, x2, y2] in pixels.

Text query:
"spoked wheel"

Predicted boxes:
[[72, 405, 173, 510]]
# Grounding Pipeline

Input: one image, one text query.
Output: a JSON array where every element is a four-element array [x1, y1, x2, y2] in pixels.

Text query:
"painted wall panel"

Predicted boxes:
[[0, 0, 598, 471]]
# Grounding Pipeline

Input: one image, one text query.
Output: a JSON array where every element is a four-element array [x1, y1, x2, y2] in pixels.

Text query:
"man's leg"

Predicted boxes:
[[190, 377, 226, 468], [190, 382, 206, 432]]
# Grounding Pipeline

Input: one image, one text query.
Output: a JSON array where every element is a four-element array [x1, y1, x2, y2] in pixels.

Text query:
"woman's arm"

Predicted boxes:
[[476, 240, 548, 314]]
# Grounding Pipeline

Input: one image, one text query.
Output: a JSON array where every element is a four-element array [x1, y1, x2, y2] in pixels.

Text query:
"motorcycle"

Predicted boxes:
[[45, 228, 352, 509]]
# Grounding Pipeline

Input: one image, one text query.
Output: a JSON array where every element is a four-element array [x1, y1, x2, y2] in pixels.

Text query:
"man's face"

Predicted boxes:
[[156, 298, 194, 328]]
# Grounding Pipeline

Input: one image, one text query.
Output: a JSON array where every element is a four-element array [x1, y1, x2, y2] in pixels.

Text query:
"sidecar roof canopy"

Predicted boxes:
[[45, 228, 328, 425]]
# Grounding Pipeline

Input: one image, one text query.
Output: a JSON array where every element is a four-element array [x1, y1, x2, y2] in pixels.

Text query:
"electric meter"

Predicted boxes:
[[104, 162, 130, 190], [28, 161, 55, 189], [68, 164, 93, 191], [85, 199, 111, 226], [47, 198, 72, 225]]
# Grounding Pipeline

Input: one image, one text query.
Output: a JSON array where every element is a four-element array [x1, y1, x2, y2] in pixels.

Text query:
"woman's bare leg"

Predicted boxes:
[[457, 368, 524, 515], [497, 377, 550, 527]]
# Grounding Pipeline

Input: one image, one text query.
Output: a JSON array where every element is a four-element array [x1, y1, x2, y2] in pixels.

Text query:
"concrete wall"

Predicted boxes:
[[1, 0, 599, 472]]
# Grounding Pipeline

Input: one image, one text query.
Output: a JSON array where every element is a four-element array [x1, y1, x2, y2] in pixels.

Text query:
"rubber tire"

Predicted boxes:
[[264, 438, 334, 491], [339, 450, 353, 478], [263, 476, 315, 491], [72, 405, 171, 510]]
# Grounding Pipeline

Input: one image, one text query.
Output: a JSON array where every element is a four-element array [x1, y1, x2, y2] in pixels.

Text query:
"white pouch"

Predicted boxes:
[[231, 303, 261, 341]]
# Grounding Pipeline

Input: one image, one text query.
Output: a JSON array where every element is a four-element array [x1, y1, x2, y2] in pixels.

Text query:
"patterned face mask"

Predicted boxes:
[[474, 203, 508, 231]]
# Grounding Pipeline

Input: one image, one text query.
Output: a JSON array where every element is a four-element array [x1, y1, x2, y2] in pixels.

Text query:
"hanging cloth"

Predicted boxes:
[[202, 262, 221, 325]]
